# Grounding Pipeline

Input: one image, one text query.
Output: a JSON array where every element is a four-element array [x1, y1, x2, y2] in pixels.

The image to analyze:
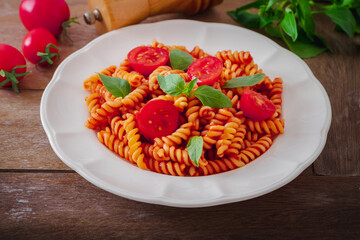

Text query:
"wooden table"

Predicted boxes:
[[1, 0, 359, 239]]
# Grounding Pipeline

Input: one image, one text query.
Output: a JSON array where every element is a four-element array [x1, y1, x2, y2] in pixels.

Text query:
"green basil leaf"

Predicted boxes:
[[280, 28, 329, 58], [259, 14, 279, 28], [298, 0, 315, 40], [193, 85, 233, 108], [325, 7, 356, 38], [98, 73, 131, 98], [265, 23, 281, 37], [222, 74, 265, 88], [157, 74, 186, 96], [280, 7, 298, 41], [184, 78, 198, 96], [186, 136, 203, 167], [169, 49, 194, 71], [228, 10, 261, 28]]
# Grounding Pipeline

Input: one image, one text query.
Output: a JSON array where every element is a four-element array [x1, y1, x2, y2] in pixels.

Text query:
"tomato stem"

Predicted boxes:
[[0, 65, 31, 94], [60, 17, 80, 44], [35, 43, 60, 70]]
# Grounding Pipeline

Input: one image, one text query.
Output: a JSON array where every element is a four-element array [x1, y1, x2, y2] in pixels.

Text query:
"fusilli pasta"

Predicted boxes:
[[83, 40, 285, 176]]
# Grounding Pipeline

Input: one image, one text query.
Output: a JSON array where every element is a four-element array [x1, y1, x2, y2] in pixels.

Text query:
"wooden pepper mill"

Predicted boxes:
[[83, 0, 223, 34]]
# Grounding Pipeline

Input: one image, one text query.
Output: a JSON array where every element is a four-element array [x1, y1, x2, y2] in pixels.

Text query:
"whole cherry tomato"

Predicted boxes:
[[136, 99, 180, 140], [0, 44, 30, 93], [187, 56, 223, 86], [19, 0, 77, 40], [127, 46, 169, 76], [22, 28, 59, 68], [240, 88, 276, 121]]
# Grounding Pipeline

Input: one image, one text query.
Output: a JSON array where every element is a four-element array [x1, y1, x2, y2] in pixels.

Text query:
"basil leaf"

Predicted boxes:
[[280, 28, 328, 58], [98, 73, 131, 98], [186, 136, 203, 167], [280, 7, 298, 41], [265, 23, 281, 37], [325, 7, 356, 38], [228, 10, 261, 28], [183, 78, 198, 96], [193, 85, 233, 108], [169, 49, 194, 71], [222, 74, 265, 88], [298, 0, 315, 40], [259, 14, 279, 28], [157, 74, 186, 96]]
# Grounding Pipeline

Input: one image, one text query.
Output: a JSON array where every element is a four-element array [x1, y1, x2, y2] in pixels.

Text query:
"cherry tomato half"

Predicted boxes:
[[187, 56, 223, 86], [127, 46, 169, 76], [136, 99, 180, 140], [22, 28, 59, 67], [0, 44, 28, 92], [240, 88, 276, 121], [19, 0, 70, 37]]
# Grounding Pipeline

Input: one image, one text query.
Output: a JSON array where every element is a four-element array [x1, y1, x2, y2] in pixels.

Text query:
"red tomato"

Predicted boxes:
[[127, 46, 169, 76], [187, 56, 223, 86], [240, 88, 276, 121], [22, 28, 59, 67], [19, 0, 70, 37], [136, 99, 180, 140], [0, 44, 28, 93]]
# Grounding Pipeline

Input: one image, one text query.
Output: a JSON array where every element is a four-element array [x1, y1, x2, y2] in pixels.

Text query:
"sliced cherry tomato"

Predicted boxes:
[[240, 88, 276, 121], [0, 44, 29, 93], [187, 56, 223, 86], [22, 28, 59, 67], [127, 46, 169, 76], [136, 99, 180, 140], [19, 0, 71, 38]]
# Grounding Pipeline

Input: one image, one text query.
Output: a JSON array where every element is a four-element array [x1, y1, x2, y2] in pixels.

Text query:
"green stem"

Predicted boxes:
[[311, 10, 326, 15], [60, 17, 80, 44], [35, 43, 60, 70], [309, 1, 333, 9], [0, 65, 31, 94]]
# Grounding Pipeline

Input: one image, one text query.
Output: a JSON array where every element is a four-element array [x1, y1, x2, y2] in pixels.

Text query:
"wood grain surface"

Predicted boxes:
[[1, 173, 360, 240], [1, 0, 359, 239]]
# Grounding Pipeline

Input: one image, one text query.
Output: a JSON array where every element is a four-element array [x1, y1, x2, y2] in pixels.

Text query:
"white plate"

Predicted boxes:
[[40, 20, 331, 207]]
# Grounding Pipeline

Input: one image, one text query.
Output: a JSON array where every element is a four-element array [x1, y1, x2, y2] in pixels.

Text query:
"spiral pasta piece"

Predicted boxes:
[[185, 95, 201, 130], [216, 117, 242, 157], [203, 123, 225, 149], [268, 77, 283, 116], [97, 129, 131, 162], [190, 46, 209, 59], [113, 69, 145, 88], [121, 83, 149, 109], [215, 50, 253, 65], [153, 122, 192, 147], [86, 97, 123, 128], [188, 156, 245, 176], [90, 83, 115, 102], [150, 39, 188, 52], [110, 116, 126, 141], [85, 93, 100, 114], [123, 113, 147, 169], [146, 158, 187, 176], [239, 135, 273, 163], [174, 94, 188, 112], [246, 118, 285, 135], [83, 65, 117, 91], [225, 124, 247, 155]]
